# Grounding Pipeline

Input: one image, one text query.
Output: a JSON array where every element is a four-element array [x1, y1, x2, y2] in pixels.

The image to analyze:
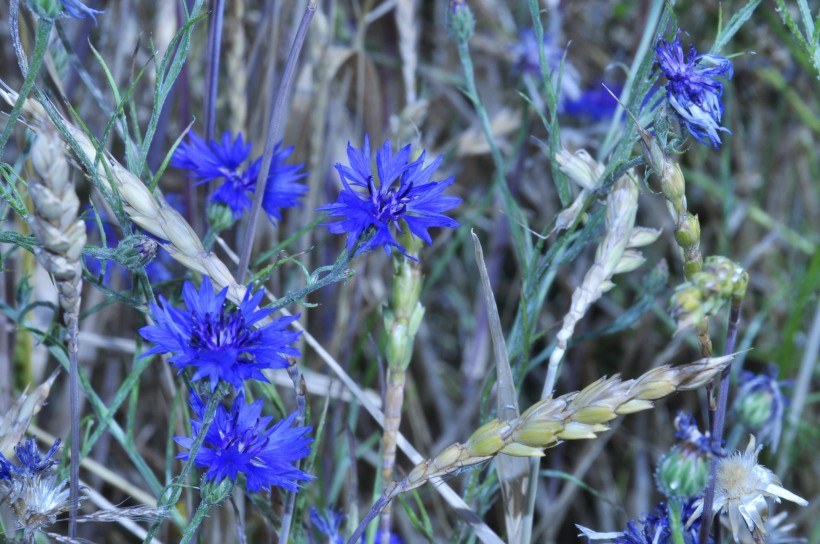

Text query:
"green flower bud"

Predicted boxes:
[[200, 476, 235, 506], [115, 235, 158, 271], [656, 444, 710, 499], [445, 0, 475, 44], [208, 202, 236, 233]]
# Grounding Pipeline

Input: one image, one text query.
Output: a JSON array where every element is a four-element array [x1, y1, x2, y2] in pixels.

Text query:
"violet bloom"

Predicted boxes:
[[61, 0, 103, 22], [176, 392, 313, 494], [140, 276, 301, 392], [656, 31, 733, 148], [318, 136, 461, 259], [171, 131, 307, 222]]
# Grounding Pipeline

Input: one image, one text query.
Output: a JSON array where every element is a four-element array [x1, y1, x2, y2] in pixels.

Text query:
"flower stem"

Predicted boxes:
[[278, 363, 307, 544], [179, 499, 213, 544], [203, 0, 226, 142], [143, 389, 227, 543], [667, 498, 686, 544], [236, 0, 316, 282], [379, 236, 424, 543], [699, 296, 743, 544]]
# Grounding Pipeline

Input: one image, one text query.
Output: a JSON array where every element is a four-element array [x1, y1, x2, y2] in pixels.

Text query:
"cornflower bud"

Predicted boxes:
[[115, 235, 158, 271], [656, 413, 716, 500], [445, 0, 475, 44]]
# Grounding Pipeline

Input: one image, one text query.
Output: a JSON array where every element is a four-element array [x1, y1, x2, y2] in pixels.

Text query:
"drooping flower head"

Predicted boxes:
[[60, 0, 103, 22], [175, 392, 313, 494], [655, 31, 733, 148], [318, 136, 461, 259], [733, 366, 788, 450], [687, 435, 808, 543], [139, 276, 301, 392], [171, 131, 307, 223]]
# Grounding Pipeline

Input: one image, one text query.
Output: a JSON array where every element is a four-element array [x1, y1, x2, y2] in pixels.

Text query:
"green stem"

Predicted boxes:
[[179, 499, 213, 544], [0, 18, 52, 157], [667, 498, 686, 544], [143, 389, 227, 543]]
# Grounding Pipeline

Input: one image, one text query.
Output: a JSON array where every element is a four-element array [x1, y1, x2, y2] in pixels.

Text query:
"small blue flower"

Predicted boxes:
[[60, 0, 103, 23], [733, 366, 788, 450], [510, 29, 582, 105], [563, 84, 621, 121], [175, 392, 313, 494], [318, 136, 461, 259], [656, 31, 733, 148], [139, 276, 301, 392], [0, 438, 61, 479], [309, 507, 345, 543], [171, 131, 307, 222]]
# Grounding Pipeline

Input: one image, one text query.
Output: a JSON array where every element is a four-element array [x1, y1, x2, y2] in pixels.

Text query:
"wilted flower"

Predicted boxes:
[[140, 276, 301, 392], [176, 392, 313, 494], [687, 435, 808, 543], [318, 136, 461, 259], [171, 131, 307, 223], [733, 367, 788, 450], [3, 438, 61, 478], [656, 31, 733, 148]]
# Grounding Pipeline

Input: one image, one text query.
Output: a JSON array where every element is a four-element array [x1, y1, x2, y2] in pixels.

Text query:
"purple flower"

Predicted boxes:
[[139, 276, 301, 392], [579, 500, 709, 544], [510, 29, 582, 105], [0, 438, 61, 479], [563, 84, 621, 121], [318, 136, 461, 259], [171, 131, 307, 222], [656, 31, 733, 148], [61, 0, 103, 23], [175, 392, 313, 494]]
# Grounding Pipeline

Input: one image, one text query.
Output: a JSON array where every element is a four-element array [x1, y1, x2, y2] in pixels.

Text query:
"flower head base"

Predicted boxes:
[[656, 413, 717, 499], [172, 131, 307, 223], [687, 435, 808, 543], [656, 31, 733, 148], [140, 276, 301, 392], [318, 136, 461, 259], [176, 392, 313, 494], [733, 367, 788, 450]]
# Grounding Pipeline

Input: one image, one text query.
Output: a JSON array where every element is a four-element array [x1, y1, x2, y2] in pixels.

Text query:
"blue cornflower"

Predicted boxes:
[[578, 500, 709, 544], [139, 276, 301, 392], [176, 392, 313, 494], [656, 31, 733, 148], [60, 0, 103, 23], [733, 366, 788, 449], [171, 131, 307, 222], [309, 507, 345, 544], [0, 438, 61, 479], [318, 136, 461, 259], [563, 84, 621, 121]]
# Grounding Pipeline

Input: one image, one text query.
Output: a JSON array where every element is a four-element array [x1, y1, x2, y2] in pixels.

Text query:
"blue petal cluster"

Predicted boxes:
[[61, 0, 103, 22], [175, 392, 313, 493], [139, 276, 301, 391], [309, 507, 345, 543], [0, 438, 61, 479], [171, 131, 307, 222], [318, 136, 461, 258], [656, 32, 733, 148], [580, 500, 708, 544]]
